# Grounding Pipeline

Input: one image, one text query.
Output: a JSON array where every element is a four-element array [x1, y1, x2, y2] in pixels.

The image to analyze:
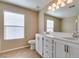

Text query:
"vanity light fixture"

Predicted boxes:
[[67, 0, 73, 4], [52, 3, 56, 7], [56, 5, 60, 9], [48, 0, 73, 11], [57, 0, 62, 5], [60, 2, 66, 7]]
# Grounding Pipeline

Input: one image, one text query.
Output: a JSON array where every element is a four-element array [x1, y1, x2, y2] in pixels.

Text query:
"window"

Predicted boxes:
[[4, 11, 24, 40], [47, 20, 54, 32]]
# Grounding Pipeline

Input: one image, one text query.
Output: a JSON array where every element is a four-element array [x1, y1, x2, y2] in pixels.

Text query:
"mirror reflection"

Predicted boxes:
[[44, 0, 79, 33]]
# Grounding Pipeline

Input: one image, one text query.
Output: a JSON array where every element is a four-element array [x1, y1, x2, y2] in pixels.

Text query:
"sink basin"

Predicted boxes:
[[63, 37, 78, 40]]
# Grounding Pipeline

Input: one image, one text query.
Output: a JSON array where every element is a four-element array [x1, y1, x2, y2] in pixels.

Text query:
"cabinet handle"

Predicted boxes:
[[64, 45, 69, 53], [66, 45, 69, 53], [64, 45, 67, 52]]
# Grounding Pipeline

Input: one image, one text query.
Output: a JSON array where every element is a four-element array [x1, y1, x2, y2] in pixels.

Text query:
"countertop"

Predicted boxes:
[[44, 34, 79, 47]]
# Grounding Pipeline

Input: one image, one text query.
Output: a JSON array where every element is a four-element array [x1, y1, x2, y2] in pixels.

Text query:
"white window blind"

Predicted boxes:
[[47, 20, 54, 32], [4, 11, 24, 40]]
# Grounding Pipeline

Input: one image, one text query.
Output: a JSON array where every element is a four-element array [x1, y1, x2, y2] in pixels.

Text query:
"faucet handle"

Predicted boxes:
[[73, 32, 79, 38], [73, 33, 76, 37]]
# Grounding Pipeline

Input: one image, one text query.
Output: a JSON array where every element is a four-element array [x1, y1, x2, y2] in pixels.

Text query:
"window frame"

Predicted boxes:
[[4, 11, 25, 40], [46, 19, 54, 32]]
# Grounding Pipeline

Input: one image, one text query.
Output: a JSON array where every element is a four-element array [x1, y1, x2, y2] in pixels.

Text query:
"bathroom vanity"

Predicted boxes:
[[35, 33, 79, 58], [36, 0, 79, 58]]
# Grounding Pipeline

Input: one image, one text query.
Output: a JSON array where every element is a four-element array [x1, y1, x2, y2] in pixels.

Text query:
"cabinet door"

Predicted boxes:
[[55, 41, 66, 58], [69, 46, 79, 58], [35, 34, 44, 56], [43, 38, 54, 58], [36, 36, 39, 53], [38, 36, 43, 56]]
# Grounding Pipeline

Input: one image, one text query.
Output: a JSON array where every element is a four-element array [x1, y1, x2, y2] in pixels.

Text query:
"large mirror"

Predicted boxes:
[[44, 0, 79, 33]]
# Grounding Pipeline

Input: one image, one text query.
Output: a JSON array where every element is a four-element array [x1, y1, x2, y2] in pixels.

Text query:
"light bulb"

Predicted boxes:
[[60, 2, 66, 7], [67, 0, 73, 4], [57, 0, 62, 5], [52, 3, 56, 7], [48, 6, 52, 10], [56, 5, 60, 9]]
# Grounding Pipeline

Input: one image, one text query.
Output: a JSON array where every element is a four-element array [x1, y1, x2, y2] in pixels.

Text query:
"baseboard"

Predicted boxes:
[[0, 45, 29, 54]]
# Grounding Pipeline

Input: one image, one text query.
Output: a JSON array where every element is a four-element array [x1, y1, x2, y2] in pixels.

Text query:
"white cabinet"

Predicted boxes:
[[36, 34, 79, 58], [35, 34, 44, 56], [67, 45, 79, 58], [55, 40, 79, 58], [43, 37, 55, 58], [55, 40, 74, 58], [55, 41, 66, 58], [36, 34, 39, 54]]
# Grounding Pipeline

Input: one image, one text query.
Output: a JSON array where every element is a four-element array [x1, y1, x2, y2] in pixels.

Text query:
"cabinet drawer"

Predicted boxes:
[[44, 41, 53, 47], [45, 38, 54, 44], [44, 48, 53, 54], [44, 44, 53, 50], [44, 41, 54, 50], [43, 52, 49, 58], [44, 39, 54, 46], [44, 49, 53, 58]]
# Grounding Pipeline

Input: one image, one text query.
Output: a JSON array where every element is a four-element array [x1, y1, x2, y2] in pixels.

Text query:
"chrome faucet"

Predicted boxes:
[[72, 16, 79, 38], [73, 32, 79, 38]]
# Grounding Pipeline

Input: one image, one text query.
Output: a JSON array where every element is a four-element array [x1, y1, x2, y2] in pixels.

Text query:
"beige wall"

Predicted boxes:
[[38, 3, 48, 33], [61, 16, 76, 33], [0, 2, 38, 50], [38, 10, 45, 33], [44, 14, 62, 32]]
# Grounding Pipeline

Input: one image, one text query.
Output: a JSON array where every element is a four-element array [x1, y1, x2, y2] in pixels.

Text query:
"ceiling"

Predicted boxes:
[[1, 0, 79, 18], [0, 0, 52, 11], [46, 0, 79, 18]]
